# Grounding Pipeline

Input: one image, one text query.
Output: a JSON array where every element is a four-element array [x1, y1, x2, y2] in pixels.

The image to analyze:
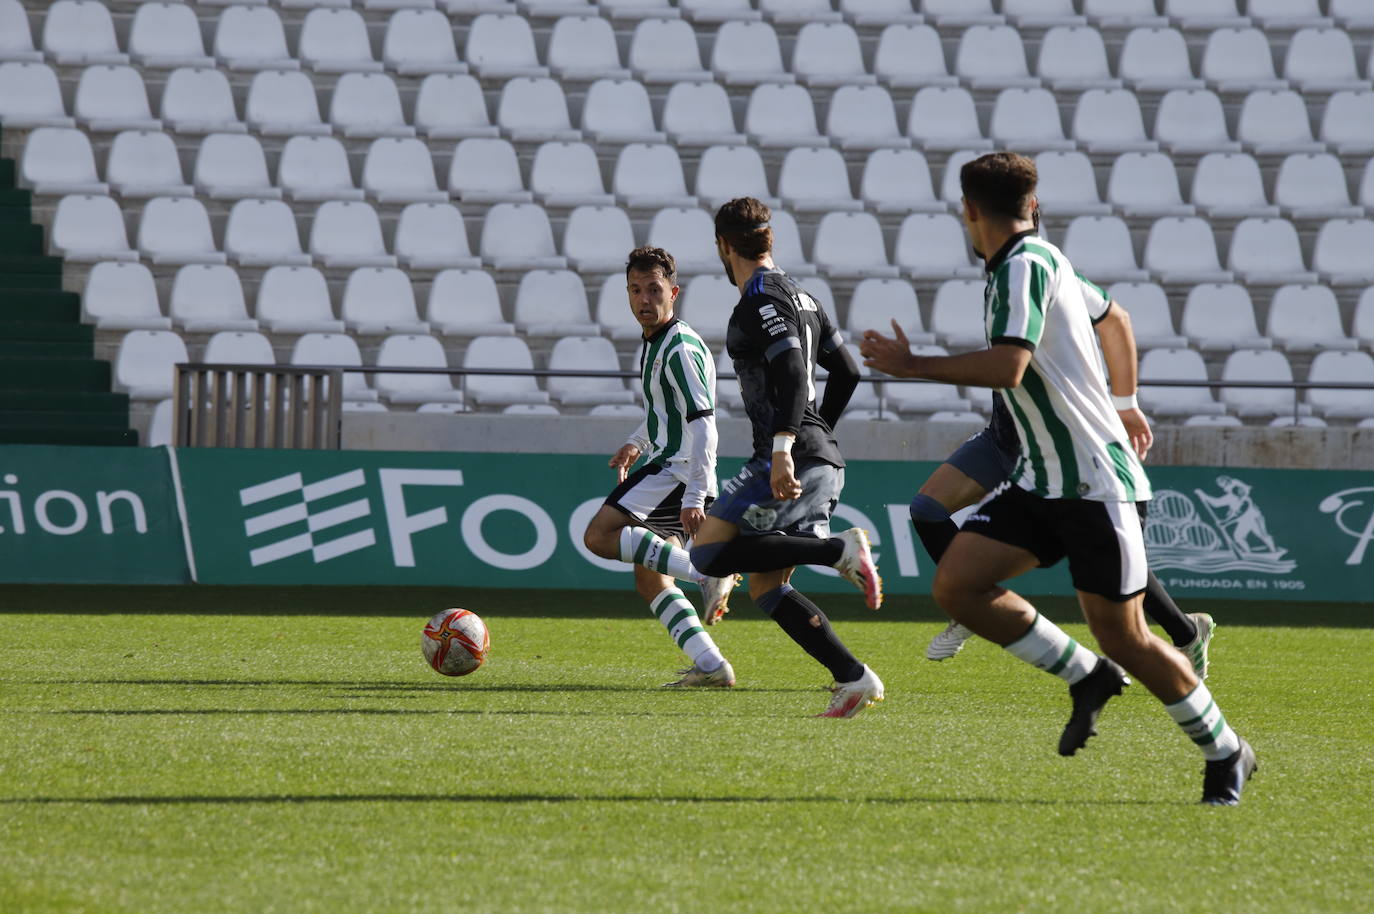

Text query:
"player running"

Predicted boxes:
[[687, 197, 885, 719], [861, 153, 1255, 803], [870, 266, 1215, 676], [582, 246, 741, 688]]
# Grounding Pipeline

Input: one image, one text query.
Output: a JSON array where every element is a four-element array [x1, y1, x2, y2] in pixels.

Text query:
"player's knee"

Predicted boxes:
[[931, 565, 970, 616], [689, 541, 730, 577], [909, 492, 951, 525], [752, 584, 792, 616]]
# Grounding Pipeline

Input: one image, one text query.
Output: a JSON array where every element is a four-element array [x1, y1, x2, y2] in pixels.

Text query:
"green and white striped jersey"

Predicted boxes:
[[626, 318, 718, 506], [984, 233, 1152, 502]]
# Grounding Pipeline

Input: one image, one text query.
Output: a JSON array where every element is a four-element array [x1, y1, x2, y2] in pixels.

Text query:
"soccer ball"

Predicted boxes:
[[421, 608, 490, 676]]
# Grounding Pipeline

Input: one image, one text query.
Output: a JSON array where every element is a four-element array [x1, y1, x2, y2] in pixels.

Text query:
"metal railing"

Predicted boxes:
[[173, 361, 1374, 449]]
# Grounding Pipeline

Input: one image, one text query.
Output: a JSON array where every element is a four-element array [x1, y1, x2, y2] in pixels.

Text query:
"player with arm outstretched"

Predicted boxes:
[[863, 153, 1254, 804], [866, 267, 1214, 676], [582, 246, 741, 687], [686, 197, 885, 719]]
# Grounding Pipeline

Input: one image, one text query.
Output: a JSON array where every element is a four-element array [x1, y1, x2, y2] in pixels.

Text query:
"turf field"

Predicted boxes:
[[2, 585, 1371, 913]]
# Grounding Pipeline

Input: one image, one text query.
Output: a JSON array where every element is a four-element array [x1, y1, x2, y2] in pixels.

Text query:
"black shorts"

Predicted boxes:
[[961, 484, 1150, 602], [605, 463, 710, 541]]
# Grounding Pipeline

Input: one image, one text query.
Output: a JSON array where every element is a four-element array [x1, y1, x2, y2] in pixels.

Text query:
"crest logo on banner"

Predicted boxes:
[[1145, 475, 1296, 574]]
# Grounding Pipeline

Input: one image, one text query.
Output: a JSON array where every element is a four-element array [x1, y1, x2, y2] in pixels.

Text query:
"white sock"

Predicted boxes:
[[1003, 613, 1099, 685], [618, 526, 701, 583], [649, 587, 724, 671], [1164, 682, 1242, 761]]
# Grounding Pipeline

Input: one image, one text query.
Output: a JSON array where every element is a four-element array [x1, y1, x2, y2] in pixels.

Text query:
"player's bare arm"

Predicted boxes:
[[1093, 301, 1153, 459], [861, 320, 1031, 389]]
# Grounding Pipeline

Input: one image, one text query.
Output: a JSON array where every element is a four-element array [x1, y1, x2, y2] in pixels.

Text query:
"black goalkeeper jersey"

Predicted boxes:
[[725, 267, 847, 468]]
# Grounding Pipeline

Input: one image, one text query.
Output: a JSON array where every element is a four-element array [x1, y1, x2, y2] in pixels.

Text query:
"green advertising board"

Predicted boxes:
[[171, 448, 1374, 603], [0, 445, 189, 584]]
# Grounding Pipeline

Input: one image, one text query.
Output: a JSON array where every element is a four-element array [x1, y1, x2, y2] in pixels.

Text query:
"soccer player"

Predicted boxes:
[[686, 197, 886, 719], [884, 272, 1215, 676], [860, 153, 1255, 803], [582, 246, 741, 688]]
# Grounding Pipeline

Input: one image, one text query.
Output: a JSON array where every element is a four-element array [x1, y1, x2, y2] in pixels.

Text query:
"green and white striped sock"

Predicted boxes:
[[1165, 682, 1241, 761], [619, 526, 701, 583], [1004, 613, 1098, 685], [649, 587, 723, 672]]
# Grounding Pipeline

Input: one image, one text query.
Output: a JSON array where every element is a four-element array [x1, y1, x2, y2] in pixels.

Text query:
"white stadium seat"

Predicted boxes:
[[812, 211, 900, 279], [330, 72, 416, 138], [426, 269, 514, 337], [930, 280, 988, 352], [711, 20, 794, 86], [612, 145, 696, 209], [1266, 284, 1358, 353], [82, 262, 171, 331], [463, 336, 549, 407], [761, 0, 842, 23], [130, 3, 214, 69], [1006, 0, 1085, 27], [0, 62, 73, 128], [547, 16, 629, 81], [923, 0, 1001, 27], [1236, 90, 1325, 155], [74, 65, 161, 132], [1153, 89, 1239, 154], [826, 84, 909, 151], [778, 147, 861, 212], [20, 128, 107, 195], [1249, 0, 1330, 29], [309, 201, 397, 269], [744, 83, 826, 147], [859, 149, 944, 214], [1118, 27, 1202, 91], [1180, 283, 1270, 351], [547, 336, 636, 406], [0, 0, 41, 63], [769, 210, 815, 276], [169, 264, 258, 332], [138, 196, 225, 265], [645, 207, 719, 274], [465, 14, 547, 79], [1037, 26, 1117, 90], [989, 88, 1076, 152], [1200, 28, 1286, 92], [956, 25, 1038, 90], [107, 130, 194, 198], [663, 83, 745, 146], [1307, 350, 1374, 419], [50, 194, 135, 261], [791, 23, 874, 87], [1313, 219, 1374, 285], [874, 24, 957, 88], [298, 7, 384, 73], [115, 330, 188, 400], [278, 136, 365, 203], [1143, 217, 1233, 284], [1189, 153, 1279, 219], [496, 77, 580, 142], [375, 334, 465, 406], [677, 275, 736, 342], [680, 0, 761, 23], [394, 203, 481, 270], [1108, 281, 1187, 350], [514, 270, 599, 337], [562, 205, 635, 274], [1220, 349, 1300, 419], [415, 74, 499, 139], [1351, 287, 1374, 350], [1161, 0, 1248, 30], [341, 268, 429, 335], [480, 203, 567, 270], [213, 6, 296, 71], [1139, 348, 1226, 417], [581, 78, 665, 144], [894, 213, 981, 279], [1037, 150, 1113, 216], [246, 70, 331, 136], [160, 67, 244, 135], [257, 265, 345, 334], [194, 133, 279, 200], [1320, 91, 1374, 155], [1083, 0, 1167, 28], [42, 0, 128, 66], [694, 145, 774, 209], [1071, 89, 1158, 154], [290, 333, 376, 403], [1283, 27, 1368, 92], [383, 8, 469, 75], [1106, 152, 1193, 217], [530, 141, 614, 208], [224, 198, 312, 266], [362, 138, 448, 204], [884, 344, 970, 415], [1061, 215, 1148, 282], [907, 87, 992, 151], [448, 138, 531, 204], [1273, 154, 1363, 219], [847, 278, 936, 344], [840, 0, 923, 27], [629, 19, 711, 85], [1227, 217, 1319, 286]]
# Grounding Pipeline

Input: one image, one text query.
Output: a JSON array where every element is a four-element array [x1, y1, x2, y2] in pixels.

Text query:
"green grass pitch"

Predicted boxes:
[[2, 585, 1371, 913]]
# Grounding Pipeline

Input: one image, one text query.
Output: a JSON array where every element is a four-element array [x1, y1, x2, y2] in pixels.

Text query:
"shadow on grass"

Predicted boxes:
[[13, 679, 820, 695], [0, 792, 1170, 808], [3, 584, 1370, 626]]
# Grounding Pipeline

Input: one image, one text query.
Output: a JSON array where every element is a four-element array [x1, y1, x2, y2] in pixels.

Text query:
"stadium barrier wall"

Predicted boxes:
[[2, 445, 1372, 602]]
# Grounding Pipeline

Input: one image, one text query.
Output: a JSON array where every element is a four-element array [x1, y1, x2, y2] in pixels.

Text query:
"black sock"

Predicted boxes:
[[1142, 570, 1196, 647], [913, 518, 958, 565], [704, 535, 844, 574], [760, 586, 864, 683]]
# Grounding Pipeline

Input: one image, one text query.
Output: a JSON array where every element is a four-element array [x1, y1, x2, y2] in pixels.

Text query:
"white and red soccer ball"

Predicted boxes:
[[421, 608, 490, 676]]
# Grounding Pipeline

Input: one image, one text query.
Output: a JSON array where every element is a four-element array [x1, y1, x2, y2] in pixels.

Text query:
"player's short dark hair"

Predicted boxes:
[[625, 246, 676, 283], [714, 197, 773, 260], [960, 152, 1038, 221]]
